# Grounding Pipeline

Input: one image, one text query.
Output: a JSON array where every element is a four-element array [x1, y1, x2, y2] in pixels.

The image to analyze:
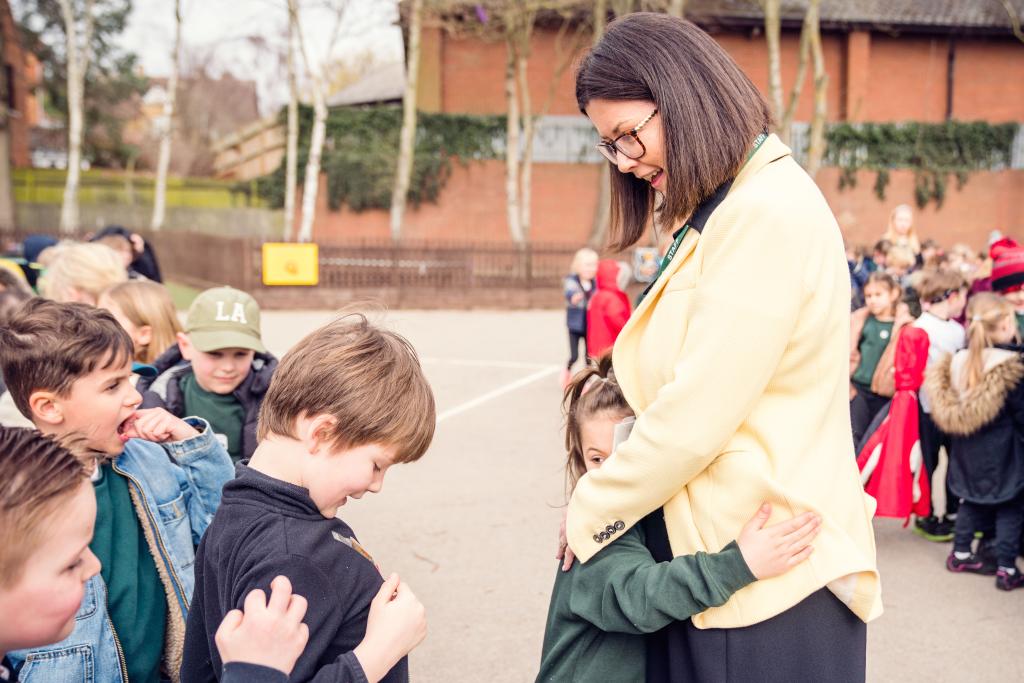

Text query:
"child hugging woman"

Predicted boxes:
[[926, 293, 1024, 590], [537, 357, 821, 681]]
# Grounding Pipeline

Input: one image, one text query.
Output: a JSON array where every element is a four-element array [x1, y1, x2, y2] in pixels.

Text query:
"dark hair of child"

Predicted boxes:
[[562, 353, 633, 494]]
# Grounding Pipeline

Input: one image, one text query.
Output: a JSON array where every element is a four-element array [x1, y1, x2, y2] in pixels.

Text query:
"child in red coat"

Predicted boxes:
[[586, 260, 631, 358]]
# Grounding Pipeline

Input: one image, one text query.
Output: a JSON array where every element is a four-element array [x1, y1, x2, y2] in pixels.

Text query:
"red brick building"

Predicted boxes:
[[311, 1, 1024, 251], [1, 0, 37, 168]]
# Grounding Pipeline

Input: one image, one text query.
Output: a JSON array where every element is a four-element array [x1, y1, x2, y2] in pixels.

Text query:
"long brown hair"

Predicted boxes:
[[962, 293, 1015, 391], [575, 13, 773, 250], [563, 354, 633, 494]]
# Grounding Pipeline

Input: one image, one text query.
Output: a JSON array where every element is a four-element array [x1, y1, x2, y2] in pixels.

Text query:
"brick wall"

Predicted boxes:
[[308, 23, 1024, 252]]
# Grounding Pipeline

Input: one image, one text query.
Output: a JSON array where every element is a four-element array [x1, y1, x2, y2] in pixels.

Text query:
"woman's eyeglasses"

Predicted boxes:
[[595, 108, 658, 164]]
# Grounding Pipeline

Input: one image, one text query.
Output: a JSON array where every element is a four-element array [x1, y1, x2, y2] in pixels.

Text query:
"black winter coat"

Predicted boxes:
[[136, 344, 277, 461], [925, 348, 1024, 505]]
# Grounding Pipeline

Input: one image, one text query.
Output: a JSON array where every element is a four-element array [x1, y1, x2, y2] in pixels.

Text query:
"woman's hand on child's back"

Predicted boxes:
[[121, 408, 198, 443], [736, 503, 821, 580], [215, 575, 310, 675], [355, 573, 427, 683]]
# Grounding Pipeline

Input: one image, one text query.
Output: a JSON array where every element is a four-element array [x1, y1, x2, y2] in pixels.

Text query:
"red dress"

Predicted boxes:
[[856, 325, 932, 522]]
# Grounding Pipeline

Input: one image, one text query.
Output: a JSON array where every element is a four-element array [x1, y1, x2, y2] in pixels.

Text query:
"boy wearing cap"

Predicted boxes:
[[139, 286, 278, 463]]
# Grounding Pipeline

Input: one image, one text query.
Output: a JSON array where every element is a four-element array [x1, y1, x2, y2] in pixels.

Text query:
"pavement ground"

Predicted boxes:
[[260, 309, 1023, 683]]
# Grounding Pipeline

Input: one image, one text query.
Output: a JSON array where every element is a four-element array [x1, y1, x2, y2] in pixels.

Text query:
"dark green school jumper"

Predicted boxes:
[[536, 525, 755, 682]]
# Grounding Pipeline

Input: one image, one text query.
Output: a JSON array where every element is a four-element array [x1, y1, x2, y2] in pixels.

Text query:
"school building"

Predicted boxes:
[[308, 0, 1024, 251]]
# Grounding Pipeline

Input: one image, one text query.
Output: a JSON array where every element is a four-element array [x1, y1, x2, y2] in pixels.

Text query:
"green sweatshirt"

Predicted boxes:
[[536, 525, 756, 682]]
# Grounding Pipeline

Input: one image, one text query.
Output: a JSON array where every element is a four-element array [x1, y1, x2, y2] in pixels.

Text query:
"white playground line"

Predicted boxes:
[[434, 363, 561, 425]]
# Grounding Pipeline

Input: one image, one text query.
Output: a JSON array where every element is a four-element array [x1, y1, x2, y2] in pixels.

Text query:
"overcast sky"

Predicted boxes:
[[119, 0, 404, 114]]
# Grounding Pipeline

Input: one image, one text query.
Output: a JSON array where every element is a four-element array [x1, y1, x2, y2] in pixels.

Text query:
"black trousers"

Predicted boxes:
[[643, 512, 867, 683], [919, 408, 960, 518], [954, 493, 1024, 567], [850, 382, 889, 448], [567, 331, 587, 370]]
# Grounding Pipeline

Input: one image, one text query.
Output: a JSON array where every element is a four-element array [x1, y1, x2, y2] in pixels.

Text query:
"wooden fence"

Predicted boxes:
[[1, 229, 585, 309]]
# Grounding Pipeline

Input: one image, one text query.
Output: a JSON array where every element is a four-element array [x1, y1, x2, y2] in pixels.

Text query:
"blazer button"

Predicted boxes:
[[605, 525, 616, 535], [593, 534, 603, 544], [614, 520, 626, 531], [599, 531, 610, 541]]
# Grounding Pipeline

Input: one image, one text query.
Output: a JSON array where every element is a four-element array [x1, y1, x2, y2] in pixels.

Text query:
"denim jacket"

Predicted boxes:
[[8, 418, 233, 683]]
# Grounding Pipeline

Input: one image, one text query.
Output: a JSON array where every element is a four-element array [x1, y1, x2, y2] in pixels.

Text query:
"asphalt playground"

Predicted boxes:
[[260, 308, 1023, 683]]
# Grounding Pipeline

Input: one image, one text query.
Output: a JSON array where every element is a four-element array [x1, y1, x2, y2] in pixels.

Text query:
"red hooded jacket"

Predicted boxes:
[[587, 260, 632, 358], [856, 326, 932, 523]]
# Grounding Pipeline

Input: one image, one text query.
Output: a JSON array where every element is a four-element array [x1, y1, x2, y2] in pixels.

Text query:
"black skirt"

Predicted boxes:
[[642, 511, 867, 683]]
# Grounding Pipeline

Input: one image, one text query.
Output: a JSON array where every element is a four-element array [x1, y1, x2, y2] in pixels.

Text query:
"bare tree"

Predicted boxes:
[[57, 0, 95, 234], [0, 23, 15, 229], [998, 0, 1024, 43], [150, 0, 182, 231], [288, 0, 347, 243], [760, 0, 819, 148], [389, 0, 423, 241], [804, 0, 827, 178], [284, 8, 299, 240], [762, 0, 784, 124]]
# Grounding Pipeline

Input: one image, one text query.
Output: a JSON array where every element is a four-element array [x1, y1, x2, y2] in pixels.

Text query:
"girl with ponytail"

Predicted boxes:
[[925, 293, 1024, 591], [538, 355, 821, 681]]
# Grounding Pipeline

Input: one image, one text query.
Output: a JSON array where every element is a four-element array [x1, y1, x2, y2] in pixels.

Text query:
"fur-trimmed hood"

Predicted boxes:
[[925, 349, 1024, 436]]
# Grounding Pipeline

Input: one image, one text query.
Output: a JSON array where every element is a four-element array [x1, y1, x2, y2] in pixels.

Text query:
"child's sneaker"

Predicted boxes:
[[946, 552, 997, 575], [995, 568, 1024, 591], [914, 515, 954, 542]]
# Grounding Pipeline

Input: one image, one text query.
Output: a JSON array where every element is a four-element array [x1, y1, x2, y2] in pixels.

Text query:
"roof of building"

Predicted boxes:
[[684, 0, 1024, 32], [326, 61, 406, 108], [423, 0, 1024, 34]]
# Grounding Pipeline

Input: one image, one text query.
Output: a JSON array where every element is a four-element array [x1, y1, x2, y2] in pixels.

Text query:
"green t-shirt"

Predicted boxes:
[[853, 315, 895, 387], [1016, 312, 1024, 339], [91, 464, 167, 683], [181, 372, 245, 462]]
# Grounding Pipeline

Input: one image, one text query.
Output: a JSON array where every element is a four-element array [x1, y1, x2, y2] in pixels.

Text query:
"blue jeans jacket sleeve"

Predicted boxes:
[[163, 417, 234, 544]]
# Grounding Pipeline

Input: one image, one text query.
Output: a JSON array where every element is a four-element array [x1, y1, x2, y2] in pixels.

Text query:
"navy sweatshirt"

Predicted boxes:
[[181, 464, 407, 683]]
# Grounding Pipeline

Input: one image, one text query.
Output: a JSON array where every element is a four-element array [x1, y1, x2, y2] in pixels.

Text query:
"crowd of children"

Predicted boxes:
[[848, 205, 1024, 590], [3, 206, 1021, 682], [0, 235, 432, 681]]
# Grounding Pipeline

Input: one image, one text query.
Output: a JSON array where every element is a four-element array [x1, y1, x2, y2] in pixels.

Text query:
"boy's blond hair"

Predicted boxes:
[[101, 280, 183, 363], [886, 245, 916, 270], [0, 427, 89, 586], [39, 242, 127, 303], [257, 314, 435, 464]]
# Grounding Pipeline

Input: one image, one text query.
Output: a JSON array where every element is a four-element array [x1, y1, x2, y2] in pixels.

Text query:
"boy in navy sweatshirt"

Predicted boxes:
[[182, 314, 436, 683]]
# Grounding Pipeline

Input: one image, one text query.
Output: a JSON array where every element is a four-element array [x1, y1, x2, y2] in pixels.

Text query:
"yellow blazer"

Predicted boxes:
[[566, 134, 882, 629]]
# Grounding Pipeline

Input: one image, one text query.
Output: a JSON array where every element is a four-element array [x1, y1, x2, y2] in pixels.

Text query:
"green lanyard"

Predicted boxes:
[[648, 132, 769, 287]]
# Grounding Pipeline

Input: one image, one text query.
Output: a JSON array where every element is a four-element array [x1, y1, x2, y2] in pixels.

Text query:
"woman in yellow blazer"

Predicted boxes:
[[564, 14, 882, 682]]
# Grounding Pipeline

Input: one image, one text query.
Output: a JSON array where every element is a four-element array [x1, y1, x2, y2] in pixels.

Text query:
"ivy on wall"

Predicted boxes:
[[824, 121, 1018, 208], [251, 105, 505, 212], [250, 110, 1018, 213]]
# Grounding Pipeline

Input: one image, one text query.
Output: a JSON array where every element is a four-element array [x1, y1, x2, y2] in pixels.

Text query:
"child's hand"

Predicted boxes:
[[736, 503, 820, 580], [121, 408, 198, 443], [215, 575, 310, 675], [354, 573, 427, 683]]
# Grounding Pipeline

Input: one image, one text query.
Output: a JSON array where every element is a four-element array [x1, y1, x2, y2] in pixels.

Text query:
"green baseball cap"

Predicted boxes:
[[185, 286, 266, 353]]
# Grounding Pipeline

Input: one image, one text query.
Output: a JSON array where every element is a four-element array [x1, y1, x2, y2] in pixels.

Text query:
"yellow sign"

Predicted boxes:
[[262, 243, 319, 286]]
